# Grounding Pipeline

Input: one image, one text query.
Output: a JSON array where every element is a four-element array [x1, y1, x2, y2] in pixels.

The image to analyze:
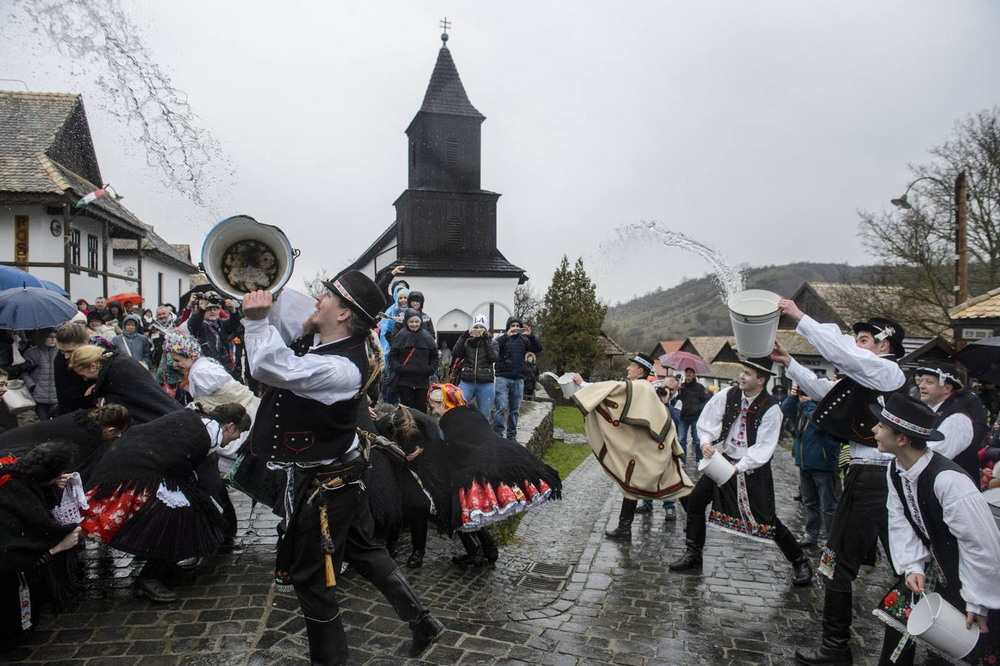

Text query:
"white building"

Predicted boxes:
[[0, 91, 196, 304]]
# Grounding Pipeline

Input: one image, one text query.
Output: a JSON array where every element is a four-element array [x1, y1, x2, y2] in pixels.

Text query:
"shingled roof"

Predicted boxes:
[[0, 90, 145, 237], [950, 287, 1000, 320], [112, 223, 198, 272], [417, 45, 484, 119]]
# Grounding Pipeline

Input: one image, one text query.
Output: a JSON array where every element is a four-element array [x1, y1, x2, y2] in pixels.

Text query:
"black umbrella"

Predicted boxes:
[[954, 337, 1000, 385]]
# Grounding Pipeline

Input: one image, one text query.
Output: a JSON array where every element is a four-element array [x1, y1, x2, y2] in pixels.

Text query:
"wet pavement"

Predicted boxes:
[[3, 441, 897, 665]]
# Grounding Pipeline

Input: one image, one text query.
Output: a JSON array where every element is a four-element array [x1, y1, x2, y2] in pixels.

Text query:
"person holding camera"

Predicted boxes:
[[493, 316, 542, 440], [451, 315, 499, 419], [186, 291, 243, 380]]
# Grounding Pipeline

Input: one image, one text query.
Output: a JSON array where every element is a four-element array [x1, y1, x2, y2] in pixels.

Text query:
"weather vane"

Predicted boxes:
[[440, 17, 451, 44]]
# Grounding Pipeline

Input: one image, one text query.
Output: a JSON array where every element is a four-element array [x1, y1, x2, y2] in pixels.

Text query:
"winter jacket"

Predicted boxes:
[[523, 361, 540, 395], [379, 283, 410, 365], [405, 292, 436, 337], [494, 316, 542, 380], [23, 345, 58, 405], [781, 395, 840, 472], [388, 325, 439, 389], [187, 305, 243, 377], [452, 332, 499, 384], [677, 379, 709, 419], [112, 316, 153, 368]]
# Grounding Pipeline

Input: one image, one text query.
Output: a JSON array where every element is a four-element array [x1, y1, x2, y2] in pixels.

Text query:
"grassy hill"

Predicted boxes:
[[603, 262, 873, 351]]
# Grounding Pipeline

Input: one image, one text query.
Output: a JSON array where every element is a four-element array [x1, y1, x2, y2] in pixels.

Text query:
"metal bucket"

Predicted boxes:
[[728, 289, 781, 358]]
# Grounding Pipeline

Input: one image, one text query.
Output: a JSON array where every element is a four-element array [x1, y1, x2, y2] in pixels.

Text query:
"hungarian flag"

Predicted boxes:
[[74, 185, 118, 208]]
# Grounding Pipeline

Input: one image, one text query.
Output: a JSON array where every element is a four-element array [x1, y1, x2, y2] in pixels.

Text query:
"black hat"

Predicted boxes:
[[631, 353, 656, 375], [852, 317, 905, 358], [914, 362, 964, 390], [87, 310, 104, 324], [868, 393, 944, 441], [322, 269, 388, 328], [740, 356, 775, 377]]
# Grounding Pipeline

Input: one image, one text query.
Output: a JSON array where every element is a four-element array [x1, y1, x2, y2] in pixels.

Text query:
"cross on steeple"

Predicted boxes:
[[440, 17, 451, 44]]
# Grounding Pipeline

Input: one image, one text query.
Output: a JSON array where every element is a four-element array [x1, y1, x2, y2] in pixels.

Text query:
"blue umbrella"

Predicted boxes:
[[0, 265, 45, 291], [0, 286, 79, 330], [39, 279, 70, 297]]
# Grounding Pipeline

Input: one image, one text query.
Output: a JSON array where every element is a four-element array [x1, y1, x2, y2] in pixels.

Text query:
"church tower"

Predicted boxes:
[[391, 29, 524, 278], [351, 25, 526, 340]]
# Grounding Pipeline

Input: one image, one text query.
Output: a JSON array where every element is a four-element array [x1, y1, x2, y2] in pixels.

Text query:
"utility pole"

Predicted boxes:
[[954, 170, 968, 306]]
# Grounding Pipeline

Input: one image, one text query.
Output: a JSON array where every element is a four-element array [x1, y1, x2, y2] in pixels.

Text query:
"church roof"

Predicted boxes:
[[415, 46, 484, 119], [950, 286, 1000, 320]]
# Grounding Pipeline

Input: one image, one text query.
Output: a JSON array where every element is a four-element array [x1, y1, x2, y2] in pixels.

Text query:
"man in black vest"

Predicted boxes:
[[914, 362, 987, 481], [870, 393, 1000, 665], [668, 357, 813, 587], [771, 300, 907, 665], [242, 270, 444, 666]]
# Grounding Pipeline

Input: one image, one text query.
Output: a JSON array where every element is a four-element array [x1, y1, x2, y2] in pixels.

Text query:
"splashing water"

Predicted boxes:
[[21, 0, 223, 209], [601, 220, 745, 302]]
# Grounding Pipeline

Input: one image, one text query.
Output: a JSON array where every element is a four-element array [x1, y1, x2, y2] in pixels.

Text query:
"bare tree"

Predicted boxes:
[[855, 106, 1000, 335], [513, 283, 543, 324]]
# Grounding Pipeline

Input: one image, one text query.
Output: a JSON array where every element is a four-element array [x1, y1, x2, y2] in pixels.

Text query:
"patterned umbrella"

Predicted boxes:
[[659, 351, 712, 374], [0, 286, 79, 330]]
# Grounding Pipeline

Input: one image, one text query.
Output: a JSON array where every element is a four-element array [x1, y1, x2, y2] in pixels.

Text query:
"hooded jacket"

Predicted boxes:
[[494, 316, 542, 380], [452, 329, 499, 385], [405, 291, 436, 337], [379, 283, 410, 364], [388, 311, 439, 389], [23, 344, 59, 405], [112, 315, 152, 367], [781, 395, 840, 472]]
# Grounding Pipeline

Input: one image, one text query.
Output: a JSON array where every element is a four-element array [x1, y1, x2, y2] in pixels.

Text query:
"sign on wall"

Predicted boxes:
[[14, 216, 29, 266]]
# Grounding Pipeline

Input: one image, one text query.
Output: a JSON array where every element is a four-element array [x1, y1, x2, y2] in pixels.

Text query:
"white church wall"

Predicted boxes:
[[400, 275, 519, 335]]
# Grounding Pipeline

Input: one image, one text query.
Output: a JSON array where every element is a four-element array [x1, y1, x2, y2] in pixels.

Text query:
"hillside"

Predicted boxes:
[[603, 262, 873, 351]]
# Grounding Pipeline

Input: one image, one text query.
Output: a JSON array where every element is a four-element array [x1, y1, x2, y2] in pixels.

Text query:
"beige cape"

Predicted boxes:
[[573, 380, 693, 500]]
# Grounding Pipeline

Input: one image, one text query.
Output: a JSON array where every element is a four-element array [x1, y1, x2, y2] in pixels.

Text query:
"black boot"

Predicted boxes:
[[304, 615, 348, 666], [774, 523, 813, 587], [453, 532, 485, 567], [605, 498, 637, 540], [791, 556, 813, 587], [668, 539, 703, 571], [406, 549, 424, 568], [794, 587, 854, 664], [877, 627, 915, 666], [374, 568, 445, 656], [477, 530, 499, 564]]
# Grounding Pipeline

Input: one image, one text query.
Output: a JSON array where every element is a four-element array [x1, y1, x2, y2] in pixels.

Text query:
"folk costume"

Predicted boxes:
[[574, 353, 691, 540], [784, 316, 907, 665], [0, 443, 79, 645], [0, 410, 114, 485], [669, 358, 812, 586], [868, 395, 1000, 666], [243, 271, 443, 666], [88, 349, 183, 424], [914, 363, 988, 482]]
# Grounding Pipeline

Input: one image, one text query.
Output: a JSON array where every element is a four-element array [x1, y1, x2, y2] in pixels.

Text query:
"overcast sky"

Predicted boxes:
[[2, 0, 998, 304]]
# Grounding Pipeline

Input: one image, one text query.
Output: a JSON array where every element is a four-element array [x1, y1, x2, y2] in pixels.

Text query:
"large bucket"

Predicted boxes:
[[697, 454, 735, 485], [558, 373, 580, 399], [907, 593, 979, 659], [728, 290, 781, 358]]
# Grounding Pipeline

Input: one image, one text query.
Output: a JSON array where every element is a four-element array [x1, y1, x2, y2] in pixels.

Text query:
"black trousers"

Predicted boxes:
[[287, 468, 398, 622], [680, 472, 803, 562], [825, 464, 891, 592], [397, 385, 428, 413]]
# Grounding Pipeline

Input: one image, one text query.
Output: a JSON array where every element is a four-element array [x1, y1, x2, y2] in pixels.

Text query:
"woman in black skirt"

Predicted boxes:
[[68, 344, 181, 424]]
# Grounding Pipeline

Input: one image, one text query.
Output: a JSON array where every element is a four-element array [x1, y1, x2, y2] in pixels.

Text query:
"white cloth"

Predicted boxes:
[[187, 356, 232, 399], [925, 402, 974, 461], [51, 473, 89, 525], [697, 386, 782, 474], [785, 315, 905, 461], [886, 452, 1000, 616], [243, 317, 361, 406]]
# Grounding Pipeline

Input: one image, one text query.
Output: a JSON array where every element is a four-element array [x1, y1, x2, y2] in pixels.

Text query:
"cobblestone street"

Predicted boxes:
[[4, 443, 897, 665]]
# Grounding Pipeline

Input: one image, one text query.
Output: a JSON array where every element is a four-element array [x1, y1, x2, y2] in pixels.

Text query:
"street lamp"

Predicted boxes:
[[890, 171, 968, 306]]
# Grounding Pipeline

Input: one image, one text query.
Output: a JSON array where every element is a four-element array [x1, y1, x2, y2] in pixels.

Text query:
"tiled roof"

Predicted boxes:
[[598, 331, 628, 357], [950, 287, 1000, 320], [654, 340, 684, 354], [706, 361, 743, 381], [417, 47, 484, 119], [0, 91, 81, 192], [112, 223, 198, 272], [683, 336, 732, 363]]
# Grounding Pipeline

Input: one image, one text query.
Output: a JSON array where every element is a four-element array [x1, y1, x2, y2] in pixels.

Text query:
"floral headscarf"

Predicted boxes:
[[427, 383, 467, 412], [164, 331, 201, 359]]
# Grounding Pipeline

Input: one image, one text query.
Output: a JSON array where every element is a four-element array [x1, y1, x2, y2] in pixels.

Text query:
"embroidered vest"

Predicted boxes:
[[250, 333, 369, 464], [934, 394, 982, 482], [711, 388, 776, 449], [812, 359, 902, 446], [889, 453, 963, 600]]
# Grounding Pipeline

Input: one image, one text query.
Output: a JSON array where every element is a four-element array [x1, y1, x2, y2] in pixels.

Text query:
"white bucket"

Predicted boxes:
[[558, 373, 580, 399], [698, 454, 735, 485], [728, 289, 781, 358], [907, 593, 979, 659]]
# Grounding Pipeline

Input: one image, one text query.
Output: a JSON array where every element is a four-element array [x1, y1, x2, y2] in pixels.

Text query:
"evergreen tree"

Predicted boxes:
[[539, 256, 607, 374]]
